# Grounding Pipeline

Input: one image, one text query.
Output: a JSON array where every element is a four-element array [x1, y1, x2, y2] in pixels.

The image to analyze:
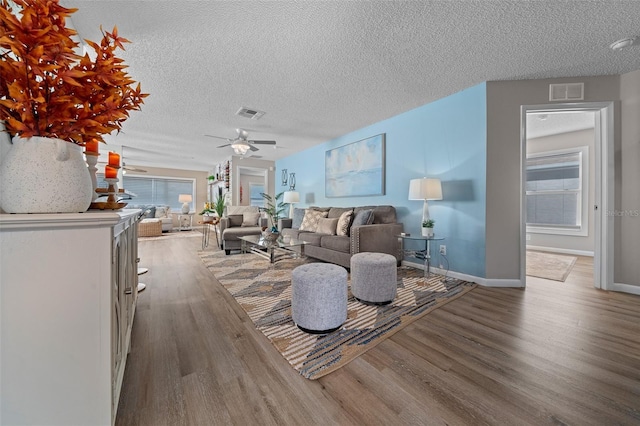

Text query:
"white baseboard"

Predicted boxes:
[[612, 282, 640, 296], [526, 245, 594, 257], [400, 261, 525, 288]]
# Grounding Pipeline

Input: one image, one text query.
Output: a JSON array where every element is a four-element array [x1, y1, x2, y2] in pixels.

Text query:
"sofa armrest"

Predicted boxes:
[[278, 218, 293, 230], [350, 223, 404, 261], [219, 217, 230, 234]]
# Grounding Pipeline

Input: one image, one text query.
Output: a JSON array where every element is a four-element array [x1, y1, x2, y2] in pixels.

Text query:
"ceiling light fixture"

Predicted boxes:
[[610, 37, 637, 51], [231, 140, 250, 155]]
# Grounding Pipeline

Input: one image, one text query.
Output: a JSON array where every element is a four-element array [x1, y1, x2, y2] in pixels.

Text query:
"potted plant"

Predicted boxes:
[[260, 192, 285, 237], [0, 0, 147, 213], [422, 219, 435, 237]]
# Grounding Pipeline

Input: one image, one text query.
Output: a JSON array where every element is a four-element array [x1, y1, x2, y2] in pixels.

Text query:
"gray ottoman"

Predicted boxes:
[[291, 263, 348, 334], [350, 252, 397, 305]]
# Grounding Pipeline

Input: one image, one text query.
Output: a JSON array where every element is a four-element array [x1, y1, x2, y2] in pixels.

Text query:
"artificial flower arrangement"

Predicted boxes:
[[0, 0, 148, 145]]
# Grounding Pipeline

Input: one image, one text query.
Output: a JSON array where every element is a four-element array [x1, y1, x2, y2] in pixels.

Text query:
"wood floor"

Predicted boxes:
[[116, 233, 640, 425]]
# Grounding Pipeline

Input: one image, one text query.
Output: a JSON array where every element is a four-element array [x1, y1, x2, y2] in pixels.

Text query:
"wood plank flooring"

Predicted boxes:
[[116, 234, 640, 425]]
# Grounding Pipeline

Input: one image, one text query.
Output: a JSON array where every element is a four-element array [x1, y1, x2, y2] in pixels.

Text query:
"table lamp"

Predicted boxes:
[[408, 178, 442, 223], [179, 194, 192, 214], [283, 191, 300, 218]]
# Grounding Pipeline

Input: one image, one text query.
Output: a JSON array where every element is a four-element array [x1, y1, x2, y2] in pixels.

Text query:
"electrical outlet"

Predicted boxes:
[[439, 245, 446, 256]]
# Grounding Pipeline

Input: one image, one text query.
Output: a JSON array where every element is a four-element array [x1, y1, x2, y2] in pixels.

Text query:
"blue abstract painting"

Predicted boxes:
[[325, 134, 385, 197]]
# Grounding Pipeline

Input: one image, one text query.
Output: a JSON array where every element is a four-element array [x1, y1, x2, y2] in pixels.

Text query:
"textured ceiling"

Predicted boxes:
[[61, 0, 640, 171]]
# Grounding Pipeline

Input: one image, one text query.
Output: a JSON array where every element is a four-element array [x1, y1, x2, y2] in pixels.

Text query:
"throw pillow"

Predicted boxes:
[[351, 209, 374, 228], [241, 211, 261, 227], [146, 206, 157, 219], [316, 217, 339, 235], [291, 207, 306, 229], [228, 214, 243, 227], [155, 206, 168, 218], [336, 210, 353, 236], [299, 209, 329, 232]]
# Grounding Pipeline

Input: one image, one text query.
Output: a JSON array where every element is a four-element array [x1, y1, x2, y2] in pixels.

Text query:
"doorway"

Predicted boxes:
[[520, 103, 614, 290]]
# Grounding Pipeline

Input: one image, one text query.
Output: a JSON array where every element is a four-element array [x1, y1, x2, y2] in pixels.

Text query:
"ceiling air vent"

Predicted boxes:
[[236, 107, 265, 120], [549, 83, 584, 101]]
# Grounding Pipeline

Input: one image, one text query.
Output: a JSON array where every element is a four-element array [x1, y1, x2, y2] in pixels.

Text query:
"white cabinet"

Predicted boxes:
[[0, 210, 141, 426]]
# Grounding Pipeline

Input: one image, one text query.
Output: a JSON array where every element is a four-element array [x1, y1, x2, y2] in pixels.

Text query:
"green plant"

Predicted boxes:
[[261, 192, 285, 232], [422, 219, 435, 228], [212, 194, 226, 218]]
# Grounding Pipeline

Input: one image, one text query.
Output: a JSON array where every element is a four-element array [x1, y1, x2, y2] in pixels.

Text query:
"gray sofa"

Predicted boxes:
[[278, 205, 403, 268]]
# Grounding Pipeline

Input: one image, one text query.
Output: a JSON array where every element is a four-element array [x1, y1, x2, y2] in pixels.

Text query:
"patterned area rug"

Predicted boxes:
[[526, 251, 577, 282], [199, 251, 477, 380]]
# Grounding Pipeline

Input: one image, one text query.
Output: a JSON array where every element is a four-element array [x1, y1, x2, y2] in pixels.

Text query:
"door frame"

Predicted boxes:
[[520, 102, 614, 290]]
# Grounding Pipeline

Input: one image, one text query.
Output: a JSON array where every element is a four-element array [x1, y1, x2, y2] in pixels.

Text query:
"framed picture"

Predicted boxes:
[[325, 133, 385, 197]]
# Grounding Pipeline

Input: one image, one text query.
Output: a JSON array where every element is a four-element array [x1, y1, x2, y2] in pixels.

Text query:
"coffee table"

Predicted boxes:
[[239, 234, 308, 263]]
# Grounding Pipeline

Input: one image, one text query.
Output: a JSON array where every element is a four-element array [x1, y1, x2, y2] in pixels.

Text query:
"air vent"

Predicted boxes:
[[236, 107, 265, 120], [549, 83, 584, 101]]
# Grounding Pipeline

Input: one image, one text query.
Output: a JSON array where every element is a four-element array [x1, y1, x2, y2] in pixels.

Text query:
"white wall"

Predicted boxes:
[[618, 69, 640, 287], [238, 174, 264, 206], [526, 128, 595, 254]]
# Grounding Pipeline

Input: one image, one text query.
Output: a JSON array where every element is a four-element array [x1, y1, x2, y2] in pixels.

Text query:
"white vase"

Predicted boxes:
[[0, 136, 93, 213], [422, 227, 434, 238]]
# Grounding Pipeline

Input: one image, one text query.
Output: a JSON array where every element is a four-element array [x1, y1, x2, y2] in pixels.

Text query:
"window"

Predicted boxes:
[[120, 175, 195, 210], [526, 147, 588, 235], [249, 183, 265, 207]]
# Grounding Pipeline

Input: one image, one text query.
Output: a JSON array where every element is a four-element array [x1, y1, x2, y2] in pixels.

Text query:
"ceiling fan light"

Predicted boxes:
[[231, 140, 250, 155]]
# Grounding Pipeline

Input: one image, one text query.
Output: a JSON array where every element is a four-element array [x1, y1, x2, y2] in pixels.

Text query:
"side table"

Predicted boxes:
[[397, 234, 445, 278], [172, 212, 195, 231], [199, 218, 220, 250]]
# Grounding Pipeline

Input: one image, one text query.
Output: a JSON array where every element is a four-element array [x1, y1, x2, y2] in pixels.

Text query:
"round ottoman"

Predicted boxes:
[[291, 263, 348, 334], [350, 252, 397, 305]]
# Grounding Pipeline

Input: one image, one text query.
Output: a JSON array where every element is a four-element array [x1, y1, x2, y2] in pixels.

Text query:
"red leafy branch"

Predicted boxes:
[[0, 0, 148, 144]]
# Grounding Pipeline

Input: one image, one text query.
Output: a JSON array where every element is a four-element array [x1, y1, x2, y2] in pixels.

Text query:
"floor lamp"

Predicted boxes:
[[408, 178, 443, 224], [283, 191, 300, 218]]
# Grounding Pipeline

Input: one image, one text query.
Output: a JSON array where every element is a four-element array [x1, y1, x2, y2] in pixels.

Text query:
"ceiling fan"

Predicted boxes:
[[205, 128, 276, 156]]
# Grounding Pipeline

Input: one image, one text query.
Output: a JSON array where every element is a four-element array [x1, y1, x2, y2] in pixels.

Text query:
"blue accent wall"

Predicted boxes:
[[277, 83, 487, 277]]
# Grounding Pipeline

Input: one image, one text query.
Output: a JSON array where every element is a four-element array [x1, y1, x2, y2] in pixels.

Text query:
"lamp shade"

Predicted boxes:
[[408, 178, 442, 201], [283, 191, 300, 203], [178, 194, 192, 203]]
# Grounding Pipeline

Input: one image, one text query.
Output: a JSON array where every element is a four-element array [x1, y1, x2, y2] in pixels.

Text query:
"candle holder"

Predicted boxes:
[[85, 152, 99, 200], [105, 178, 119, 203]]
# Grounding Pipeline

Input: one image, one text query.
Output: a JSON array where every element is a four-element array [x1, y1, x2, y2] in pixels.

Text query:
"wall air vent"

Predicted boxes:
[[236, 107, 265, 120], [549, 83, 584, 101]]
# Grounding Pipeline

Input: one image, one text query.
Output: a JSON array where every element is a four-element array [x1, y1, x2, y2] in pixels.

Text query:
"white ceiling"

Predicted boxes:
[[527, 111, 595, 139], [62, 0, 640, 171]]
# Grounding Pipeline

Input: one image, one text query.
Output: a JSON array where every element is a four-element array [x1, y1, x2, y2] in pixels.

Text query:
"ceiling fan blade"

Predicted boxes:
[[249, 145, 260, 152], [205, 134, 231, 141], [249, 140, 276, 145], [217, 143, 232, 148]]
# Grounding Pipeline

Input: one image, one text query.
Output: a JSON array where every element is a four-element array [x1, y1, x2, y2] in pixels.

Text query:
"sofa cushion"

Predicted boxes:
[[228, 214, 243, 227], [316, 217, 339, 235], [327, 207, 353, 219], [291, 207, 306, 229], [320, 235, 350, 253], [241, 211, 261, 227], [299, 232, 323, 246], [351, 209, 374, 228], [222, 226, 262, 241], [299, 209, 329, 232], [372, 205, 397, 224], [281, 228, 310, 239], [227, 205, 259, 215], [336, 210, 353, 236]]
